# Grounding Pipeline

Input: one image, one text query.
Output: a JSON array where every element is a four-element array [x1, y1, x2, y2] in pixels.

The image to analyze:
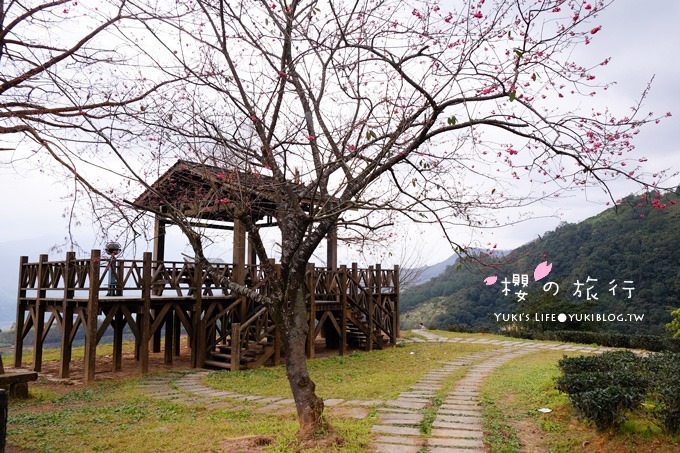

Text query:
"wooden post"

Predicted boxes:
[[32, 254, 48, 372], [59, 252, 75, 378], [152, 313, 162, 353], [164, 309, 173, 365], [273, 327, 281, 365], [14, 256, 28, 368], [326, 226, 337, 270], [230, 322, 241, 371], [306, 263, 316, 359], [173, 312, 181, 356], [233, 220, 247, 322], [367, 265, 374, 352], [113, 311, 124, 371], [247, 232, 257, 266], [84, 250, 101, 383], [273, 261, 282, 364], [140, 252, 152, 375], [152, 216, 166, 262], [375, 264, 382, 349], [339, 265, 347, 356], [191, 260, 204, 368], [393, 265, 400, 342]]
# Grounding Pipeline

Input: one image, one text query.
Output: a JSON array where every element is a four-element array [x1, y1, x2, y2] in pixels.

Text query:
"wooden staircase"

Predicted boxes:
[[205, 342, 276, 370], [203, 264, 398, 371], [204, 306, 279, 371]]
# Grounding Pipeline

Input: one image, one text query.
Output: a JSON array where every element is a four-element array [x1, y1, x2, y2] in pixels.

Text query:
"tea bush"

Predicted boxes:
[[557, 351, 648, 431], [645, 352, 680, 433], [558, 351, 680, 432]]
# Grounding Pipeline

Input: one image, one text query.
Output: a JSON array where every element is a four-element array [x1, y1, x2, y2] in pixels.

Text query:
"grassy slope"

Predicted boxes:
[[7, 333, 680, 452], [481, 350, 680, 452], [204, 342, 491, 400]]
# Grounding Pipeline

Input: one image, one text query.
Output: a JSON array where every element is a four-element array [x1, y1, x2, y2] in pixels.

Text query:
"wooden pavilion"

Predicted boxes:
[[14, 160, 400, 381]]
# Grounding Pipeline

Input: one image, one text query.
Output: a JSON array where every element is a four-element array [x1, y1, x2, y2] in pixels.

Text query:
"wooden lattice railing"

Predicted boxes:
[[17, 252, 399, 374]]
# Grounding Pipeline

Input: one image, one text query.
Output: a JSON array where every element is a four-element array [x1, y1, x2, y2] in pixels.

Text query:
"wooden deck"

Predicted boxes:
[[14, 251, 400, 382]]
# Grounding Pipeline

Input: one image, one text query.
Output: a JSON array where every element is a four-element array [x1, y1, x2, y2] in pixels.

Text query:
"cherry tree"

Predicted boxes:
[[0, 0, 175, 239], [5, 0, 674, 441]]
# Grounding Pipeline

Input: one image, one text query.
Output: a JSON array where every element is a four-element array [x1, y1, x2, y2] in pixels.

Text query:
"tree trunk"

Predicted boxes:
[[284, 277, 325, 440]]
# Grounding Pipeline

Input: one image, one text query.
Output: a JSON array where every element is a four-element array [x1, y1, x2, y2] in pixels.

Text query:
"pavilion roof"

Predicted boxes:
[[132, 160, 324, 224]]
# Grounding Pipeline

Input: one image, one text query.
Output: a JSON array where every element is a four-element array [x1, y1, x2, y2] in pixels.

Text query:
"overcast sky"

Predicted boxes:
[[1, 0, 679, 269]]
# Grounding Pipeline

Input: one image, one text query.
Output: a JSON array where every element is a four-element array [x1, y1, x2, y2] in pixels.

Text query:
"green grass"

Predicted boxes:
[[420, 395, 443, 435], [18, 340, 137, 366], [8, 342, 491, 453], [204, 342, 493, 400], [10, 333, 680, 452], [7, 377, 374, 453], [480, 350, 680, 453]]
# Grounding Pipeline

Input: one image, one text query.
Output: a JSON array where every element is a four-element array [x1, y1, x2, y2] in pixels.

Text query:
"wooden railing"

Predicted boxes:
[[307, 263, 400, 348], [17, 252, 263, 301], [17, 252, 399, 372]]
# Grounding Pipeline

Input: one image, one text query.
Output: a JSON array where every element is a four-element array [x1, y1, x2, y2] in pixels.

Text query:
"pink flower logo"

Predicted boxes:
[[483, 275, 498, 286], [533, 261, 552, 281]]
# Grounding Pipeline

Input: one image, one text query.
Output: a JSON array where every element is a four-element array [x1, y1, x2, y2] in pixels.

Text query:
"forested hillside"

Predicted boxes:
[[401, 191, 680, 335]]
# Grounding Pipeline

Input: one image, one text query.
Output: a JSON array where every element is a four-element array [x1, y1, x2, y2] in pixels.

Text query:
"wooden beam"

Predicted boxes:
[[247, 232, 257, 266], [14, 256, 28, 368], [140, 252, 152, 375], [113, 311, 124, 371], [339, 265, 347, 356], [152, 310, 162, 353], [164, 309, 173, 365], [173, 311, 181, 357], [59, 252, 75, 377], [367, 265, 375, 352], [152, 216, 166, 263], [233, 219, 247, 323], [394, 265, 400, 341], [32, 254, 48, 372], [191, 261, 204, 368], [231, 322, 241, 371], [84, 250, 101, 383]]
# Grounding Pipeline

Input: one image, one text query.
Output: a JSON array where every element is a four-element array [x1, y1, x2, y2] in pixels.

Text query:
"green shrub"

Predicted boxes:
[[555, 370, 647, 396], [557, 350, 638, 375], [556, 351, 647, 431], [644, 352, 680, 433], [567, 385, 647, 431]]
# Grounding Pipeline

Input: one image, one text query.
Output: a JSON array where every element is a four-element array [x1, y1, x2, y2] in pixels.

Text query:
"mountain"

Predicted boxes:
[[401, 191, 680, 335], [404, 249, 510, 288], [404, 254, 460, 287]]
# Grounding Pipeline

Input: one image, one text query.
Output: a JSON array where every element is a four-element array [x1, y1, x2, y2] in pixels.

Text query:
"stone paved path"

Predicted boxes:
[[138, 331, 619, 452]]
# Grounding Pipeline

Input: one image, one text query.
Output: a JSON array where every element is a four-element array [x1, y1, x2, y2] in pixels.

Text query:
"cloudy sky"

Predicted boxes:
[[1, 0, 679, 272]]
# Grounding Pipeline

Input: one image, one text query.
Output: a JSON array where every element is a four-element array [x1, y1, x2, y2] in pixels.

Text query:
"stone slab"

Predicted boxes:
[[434, 416, 483, 426], [438, 408, 482, 417], [386, 400, 427, 410], [374, 444, 423, 453], [428, 436, 484, 448], [429, 446, 485, 453], [379, 412, 423, 424], [429, 428, 483, 439], [431, 422, 484, 432], [371, 425, 422, 436], [374, 435, 424, 446]]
